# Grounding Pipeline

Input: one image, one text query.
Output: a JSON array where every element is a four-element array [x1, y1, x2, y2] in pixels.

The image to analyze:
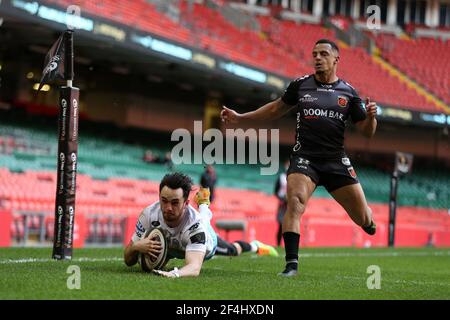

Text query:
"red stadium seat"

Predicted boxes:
[[39, 0, 447, 112]]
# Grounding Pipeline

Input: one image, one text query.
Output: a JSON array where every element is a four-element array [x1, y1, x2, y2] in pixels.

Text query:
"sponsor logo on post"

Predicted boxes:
[[70, 153, 77, 194], [55, 205, 64, 247], [63, 207, 75, 251], [60, 99, 67, 140], [59, 152, 65, 194], [72, 99, 78, 140], [64, 206, 74, 248]]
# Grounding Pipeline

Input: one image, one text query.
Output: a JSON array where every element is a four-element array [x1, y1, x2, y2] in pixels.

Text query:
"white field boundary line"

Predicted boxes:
[[0, 257, 123, 264], [213, 250, 450, 259], [298, 251, 450, 258], [1, 250, 449, 265]]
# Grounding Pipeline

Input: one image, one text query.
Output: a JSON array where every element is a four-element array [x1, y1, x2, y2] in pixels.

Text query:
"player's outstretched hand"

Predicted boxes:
[[153, 268, 180, 278], [220, 106, 241, 124], [365, 97, 377, 119]]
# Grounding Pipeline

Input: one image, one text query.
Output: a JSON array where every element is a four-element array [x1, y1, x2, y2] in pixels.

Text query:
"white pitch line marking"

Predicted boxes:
[[0, 257, 123, 264], [0, 250, 449, 265]]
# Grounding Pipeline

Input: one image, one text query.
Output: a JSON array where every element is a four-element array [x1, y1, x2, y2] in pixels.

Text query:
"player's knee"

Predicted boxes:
[[287, 194, 306, 217]]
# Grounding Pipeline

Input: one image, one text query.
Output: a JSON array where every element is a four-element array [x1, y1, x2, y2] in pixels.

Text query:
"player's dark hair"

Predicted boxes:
[[315, 39, 339, 53], [159, 172, 193, 200]]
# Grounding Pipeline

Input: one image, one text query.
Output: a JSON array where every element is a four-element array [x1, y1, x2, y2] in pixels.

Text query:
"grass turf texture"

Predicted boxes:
[[0, 247, 449, 300]]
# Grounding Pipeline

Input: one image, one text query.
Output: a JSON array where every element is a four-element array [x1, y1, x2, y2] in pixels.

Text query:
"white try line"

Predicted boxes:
[[298, 250, 450, 258], [0, 250, 449, 265], [0, 257, 123, 265]]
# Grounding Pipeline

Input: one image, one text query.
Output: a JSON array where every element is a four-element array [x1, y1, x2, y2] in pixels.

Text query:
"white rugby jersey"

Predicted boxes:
[[131, 202, 216, 259]]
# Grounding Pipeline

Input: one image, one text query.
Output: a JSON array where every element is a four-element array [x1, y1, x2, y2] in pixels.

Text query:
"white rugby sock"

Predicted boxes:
[[198, 204, 212, 221]]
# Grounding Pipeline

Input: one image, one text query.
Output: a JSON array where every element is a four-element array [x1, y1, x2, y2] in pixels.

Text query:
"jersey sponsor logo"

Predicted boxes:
[[188, 222, 200, 232], [342, 157, 351, 166], [348, 166, 357, 178], [338, 96, 348, 108], [151, 221, 161, 228], [303, 108, 344, 121], [317, 88, 335, 92], [299, 94, 318, 103], [294, 113, 301, 150], [136, 221, 145, 234], [190, 232, 206, 245]]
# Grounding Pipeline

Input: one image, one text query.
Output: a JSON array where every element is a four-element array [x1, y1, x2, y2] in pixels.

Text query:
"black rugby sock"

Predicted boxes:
[[283, 232, 300, 270], [235, 241, 252, 253]]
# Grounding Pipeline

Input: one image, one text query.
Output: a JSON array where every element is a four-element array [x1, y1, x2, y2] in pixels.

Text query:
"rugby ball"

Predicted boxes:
[[140, 228, 169, 272]]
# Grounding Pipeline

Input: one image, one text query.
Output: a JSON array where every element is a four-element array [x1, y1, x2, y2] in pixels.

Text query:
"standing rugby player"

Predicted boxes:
[[221, 39, 377, 277]]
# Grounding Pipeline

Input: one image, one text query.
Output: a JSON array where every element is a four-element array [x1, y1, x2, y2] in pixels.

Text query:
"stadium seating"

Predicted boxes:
[[2, 2, 450, 248], [1, 119, 449, 209], [1, 118, 449, 247], [40, 0, 447, 112], [42, 0, 194, 45], [373, 34, 450, 105], [258, 16, 444, 112], [1, 167, 450, 247], [177, 1, 304, 77]]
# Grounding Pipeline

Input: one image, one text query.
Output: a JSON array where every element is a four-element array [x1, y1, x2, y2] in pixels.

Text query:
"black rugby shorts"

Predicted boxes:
[[287, 154, 359, 192]]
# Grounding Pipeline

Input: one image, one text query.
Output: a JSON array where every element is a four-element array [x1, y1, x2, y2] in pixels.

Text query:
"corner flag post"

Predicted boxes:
[[51, 30, 80, 260]]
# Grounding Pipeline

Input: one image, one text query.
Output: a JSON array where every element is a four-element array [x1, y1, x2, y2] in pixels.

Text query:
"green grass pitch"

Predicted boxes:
[[1, 247, 449, 300]]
